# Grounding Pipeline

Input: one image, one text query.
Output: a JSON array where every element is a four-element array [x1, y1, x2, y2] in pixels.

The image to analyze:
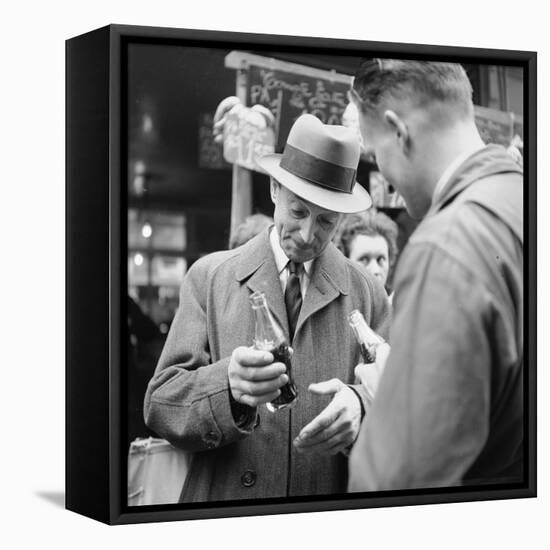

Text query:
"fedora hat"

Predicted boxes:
[[257, 114, 372, 213]]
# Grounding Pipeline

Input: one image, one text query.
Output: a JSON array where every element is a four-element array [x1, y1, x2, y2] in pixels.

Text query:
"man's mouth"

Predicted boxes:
[[293, 243, 314, 255]]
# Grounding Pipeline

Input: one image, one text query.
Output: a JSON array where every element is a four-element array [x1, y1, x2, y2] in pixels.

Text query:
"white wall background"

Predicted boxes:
[[1, 0, 546, 547]]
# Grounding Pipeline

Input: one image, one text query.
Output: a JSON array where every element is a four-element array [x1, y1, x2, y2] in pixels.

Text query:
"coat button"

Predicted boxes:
[[241, 470, 256, 487]]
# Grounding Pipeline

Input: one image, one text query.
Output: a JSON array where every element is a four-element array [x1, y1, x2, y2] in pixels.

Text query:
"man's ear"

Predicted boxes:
[[270, 179, 280, 204], [384, 110, 410, 153]]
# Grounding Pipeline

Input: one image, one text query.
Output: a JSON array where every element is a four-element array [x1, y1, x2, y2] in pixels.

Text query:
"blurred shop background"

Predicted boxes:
[[126, 42, 524, 444]]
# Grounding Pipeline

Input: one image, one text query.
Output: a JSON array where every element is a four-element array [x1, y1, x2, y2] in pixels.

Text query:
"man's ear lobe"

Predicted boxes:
[[384, 110, 410, 152]]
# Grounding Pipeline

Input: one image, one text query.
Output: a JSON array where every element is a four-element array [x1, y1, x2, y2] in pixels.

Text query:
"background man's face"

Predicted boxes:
[[348, 233, 390, 285], [271, 182, 342, 263]]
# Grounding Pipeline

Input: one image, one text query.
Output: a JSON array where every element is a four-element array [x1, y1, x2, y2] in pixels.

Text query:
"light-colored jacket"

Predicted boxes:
[[349, 145, 524, 491], [144, 228, 391, 502]]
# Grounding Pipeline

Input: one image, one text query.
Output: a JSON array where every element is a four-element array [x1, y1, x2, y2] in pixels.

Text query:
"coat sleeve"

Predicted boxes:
[[143, 259, 258, 452], [349, 242, 492, 491]]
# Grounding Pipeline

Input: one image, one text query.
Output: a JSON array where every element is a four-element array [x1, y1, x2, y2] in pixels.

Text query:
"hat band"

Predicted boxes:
[[279, 144, 356, 194]]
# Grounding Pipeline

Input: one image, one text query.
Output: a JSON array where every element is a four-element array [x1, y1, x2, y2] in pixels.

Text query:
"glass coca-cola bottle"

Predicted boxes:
[[249, 290, 297, 412], [348, 309, 385, 364]]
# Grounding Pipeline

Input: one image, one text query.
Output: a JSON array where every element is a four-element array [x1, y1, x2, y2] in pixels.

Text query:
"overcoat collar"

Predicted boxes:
[[235, 227, 349, 341]]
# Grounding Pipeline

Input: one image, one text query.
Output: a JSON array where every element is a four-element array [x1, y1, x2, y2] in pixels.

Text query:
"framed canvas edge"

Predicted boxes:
[[84, 24, 537, 525], [109, 485, 536, 525], [106, 23, 537, 61], [525, 50, 537, 500], [66, 25, 113, 525], [108, 25, 124, 525]]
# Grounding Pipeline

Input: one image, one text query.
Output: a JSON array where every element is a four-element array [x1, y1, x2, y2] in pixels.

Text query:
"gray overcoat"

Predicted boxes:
[[144, 228, 390, 502]]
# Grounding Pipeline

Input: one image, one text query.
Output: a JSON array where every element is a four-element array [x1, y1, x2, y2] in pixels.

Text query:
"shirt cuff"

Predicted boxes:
[[229, 388, 259, 430], [347, 384, 366, 421]]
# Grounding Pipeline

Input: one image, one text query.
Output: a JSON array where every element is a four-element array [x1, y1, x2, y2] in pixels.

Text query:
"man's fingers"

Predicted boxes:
[[294, 416, 346, 448], [233, 346, 273, 367], [295, 426, 354, 455], [241, 363, 287, 381], [295, 405, 355, 448], [297, 403, 342, 440], [239, 389, 281, 408], [295, 383, 361, 454], [240, 375, 288, 396], [324, 427, 355, 450], [308, 378, 344, 396], [326, 441, 351, 456], [295, 420, 356, 455]]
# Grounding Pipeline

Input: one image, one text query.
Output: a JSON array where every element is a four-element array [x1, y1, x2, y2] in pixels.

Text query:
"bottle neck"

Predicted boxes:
[[349, 309, 383, 345], [250, 292, 286, 349]]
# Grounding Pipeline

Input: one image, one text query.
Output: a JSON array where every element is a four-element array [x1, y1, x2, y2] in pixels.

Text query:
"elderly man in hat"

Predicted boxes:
[[144, 114, 391, 502]]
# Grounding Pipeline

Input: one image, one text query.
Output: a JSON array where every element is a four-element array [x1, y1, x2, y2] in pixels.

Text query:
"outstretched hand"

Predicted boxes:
[[293, 379, 362, 456]]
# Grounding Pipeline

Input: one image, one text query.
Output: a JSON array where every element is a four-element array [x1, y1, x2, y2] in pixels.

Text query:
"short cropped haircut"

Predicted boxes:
[[352, 59, 474, 119], [229, 213, 273, 249], [335, 209, 399, 269]]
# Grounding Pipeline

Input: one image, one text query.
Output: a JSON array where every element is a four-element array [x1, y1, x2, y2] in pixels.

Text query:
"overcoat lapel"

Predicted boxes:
[[235, 229, 290, 337], [295, 243, 349, 337], [235, 231, 350, 341]]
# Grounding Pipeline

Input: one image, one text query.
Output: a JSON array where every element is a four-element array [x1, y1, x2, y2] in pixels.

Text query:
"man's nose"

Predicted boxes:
[[366, 259, 381, 275], [299, 219, 316, 244]]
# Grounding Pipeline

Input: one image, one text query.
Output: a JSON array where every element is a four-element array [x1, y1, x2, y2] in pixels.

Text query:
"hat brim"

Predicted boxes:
[[257, 154, 372, 214]]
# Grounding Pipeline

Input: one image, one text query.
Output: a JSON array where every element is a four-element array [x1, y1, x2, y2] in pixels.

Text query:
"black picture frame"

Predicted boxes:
[[66, 23, 537, 525]]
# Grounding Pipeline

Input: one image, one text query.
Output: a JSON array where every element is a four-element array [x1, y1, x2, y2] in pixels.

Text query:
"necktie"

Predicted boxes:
[[285, 261, 303, 340]]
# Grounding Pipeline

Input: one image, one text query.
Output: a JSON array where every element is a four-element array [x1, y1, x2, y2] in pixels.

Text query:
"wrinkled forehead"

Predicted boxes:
[[353, 233, 390, 254], [276, 181, 342, 219]]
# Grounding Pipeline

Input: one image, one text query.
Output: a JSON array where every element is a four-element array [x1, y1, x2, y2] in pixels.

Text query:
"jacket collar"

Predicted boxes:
[[235, 226, 349, 341], [428, 144, 523, 217]]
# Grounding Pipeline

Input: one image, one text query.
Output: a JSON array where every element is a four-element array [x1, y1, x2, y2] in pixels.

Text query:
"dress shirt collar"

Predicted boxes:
[[269, 226, 313, 277]]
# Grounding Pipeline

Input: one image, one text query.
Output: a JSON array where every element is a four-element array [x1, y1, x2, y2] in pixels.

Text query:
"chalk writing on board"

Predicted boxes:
[[222, 109, 275, 172], [248, 66, 350, 151]]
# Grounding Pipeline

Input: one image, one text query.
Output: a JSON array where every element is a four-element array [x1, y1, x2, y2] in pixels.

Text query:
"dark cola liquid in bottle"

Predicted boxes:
[[249, 290, 297, 412], [348, 309, 385, 364]]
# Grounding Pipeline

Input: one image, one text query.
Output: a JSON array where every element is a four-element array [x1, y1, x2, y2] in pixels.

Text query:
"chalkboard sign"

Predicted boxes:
[[248, 65, 351, 152], [222, 108, 275, 171], [226, 52, 353, 153]]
